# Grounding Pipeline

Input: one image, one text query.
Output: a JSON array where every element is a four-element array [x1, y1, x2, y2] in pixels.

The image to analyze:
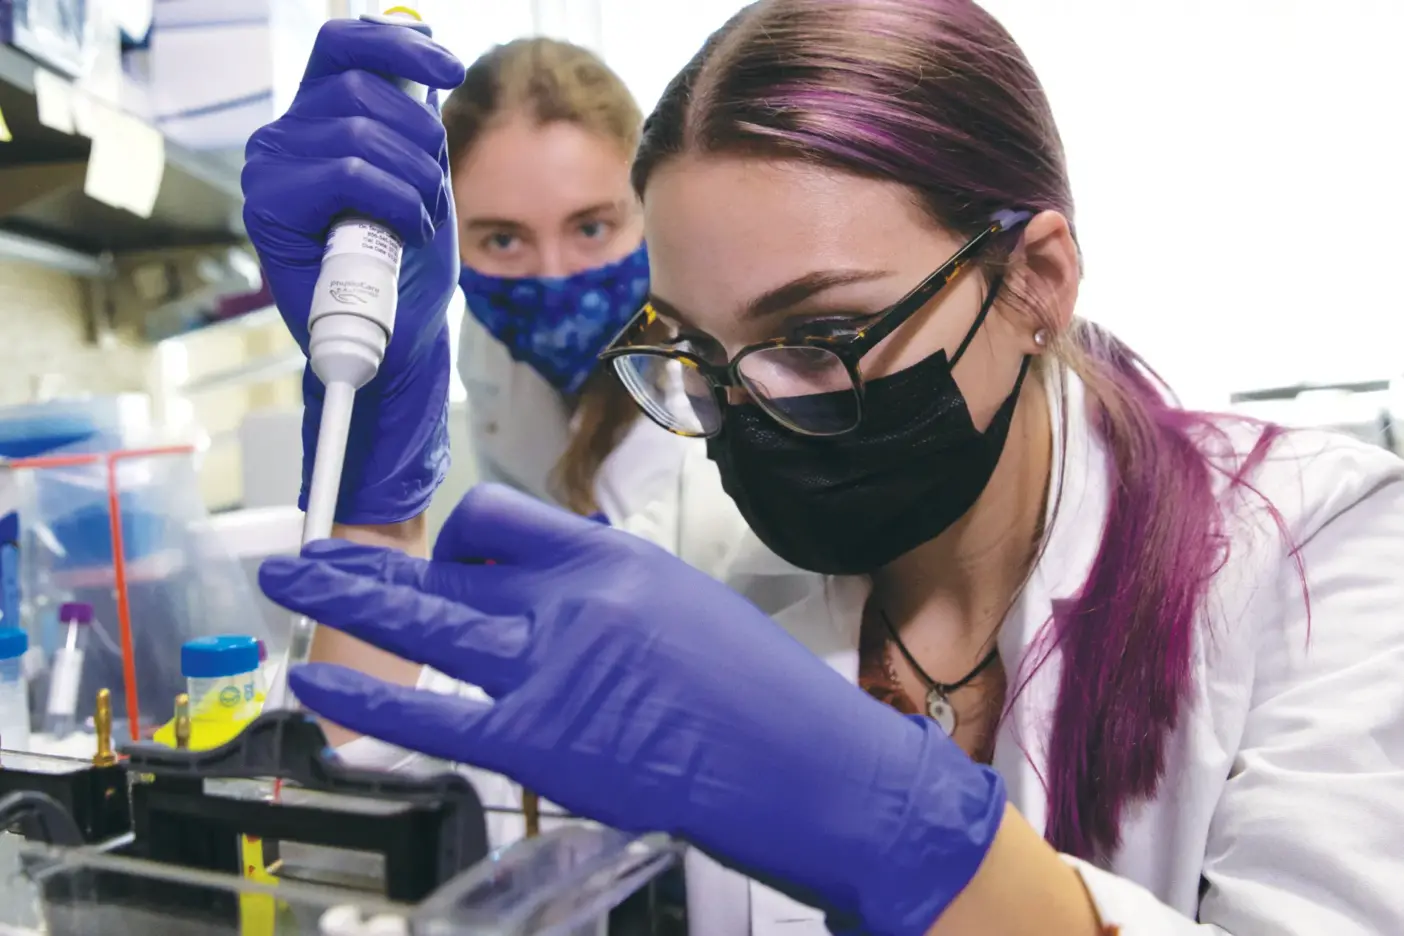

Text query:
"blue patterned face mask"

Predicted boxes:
[[459, 244, 650, 395]]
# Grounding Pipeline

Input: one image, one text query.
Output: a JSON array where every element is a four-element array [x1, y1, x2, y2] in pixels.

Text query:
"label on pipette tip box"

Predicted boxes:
[[323, 219, 404, 268]]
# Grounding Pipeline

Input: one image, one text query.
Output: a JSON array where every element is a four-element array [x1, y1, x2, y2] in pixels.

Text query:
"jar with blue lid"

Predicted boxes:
[[181, 635, 261, 723]]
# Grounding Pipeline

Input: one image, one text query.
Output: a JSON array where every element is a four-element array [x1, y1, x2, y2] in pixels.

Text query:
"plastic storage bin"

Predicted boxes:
[[0, 396, 150, 460], [6, 445, 277, 743]]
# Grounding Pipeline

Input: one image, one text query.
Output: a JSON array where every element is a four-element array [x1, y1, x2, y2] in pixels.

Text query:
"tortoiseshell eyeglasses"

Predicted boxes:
[[599, 209, 1032, 438]]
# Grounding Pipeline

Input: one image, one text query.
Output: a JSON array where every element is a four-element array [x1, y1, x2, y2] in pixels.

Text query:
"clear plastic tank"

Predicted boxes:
[[0, 823, 680, 936]]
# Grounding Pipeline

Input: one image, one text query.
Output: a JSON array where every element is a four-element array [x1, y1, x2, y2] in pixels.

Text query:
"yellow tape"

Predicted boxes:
[[382, 5, 422, 19], [239, 835, 278, 936]]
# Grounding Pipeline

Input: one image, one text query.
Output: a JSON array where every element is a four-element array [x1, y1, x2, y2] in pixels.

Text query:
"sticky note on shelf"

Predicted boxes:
[[84, 102, 167, 219], [32, 68, 77, 134], [70, 92, 99, 139], [28, 65, 169, 218]]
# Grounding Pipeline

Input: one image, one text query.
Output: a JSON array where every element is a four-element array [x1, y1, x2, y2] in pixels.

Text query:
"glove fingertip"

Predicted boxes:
[[289, 661, 371, 697], [258, 554, 308, 588], [425, 48, 467, 91], [289, 665, 379, 727], [447, 57, 469, 87], [290, 665, 499, 769]]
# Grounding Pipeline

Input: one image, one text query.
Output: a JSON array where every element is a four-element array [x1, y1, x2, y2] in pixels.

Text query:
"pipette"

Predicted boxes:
[[269, 6, 434, 715]]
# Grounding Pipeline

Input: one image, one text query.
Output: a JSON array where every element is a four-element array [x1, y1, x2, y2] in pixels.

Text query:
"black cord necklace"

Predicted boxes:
[[880, 608, 1000, 735]]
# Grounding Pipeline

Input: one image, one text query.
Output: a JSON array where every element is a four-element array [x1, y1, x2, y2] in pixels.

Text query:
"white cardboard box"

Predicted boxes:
[[147, 0, 323, 151]]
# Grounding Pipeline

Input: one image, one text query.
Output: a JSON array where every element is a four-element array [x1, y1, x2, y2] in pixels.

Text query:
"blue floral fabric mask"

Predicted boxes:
[[459, 244, 649, 395]]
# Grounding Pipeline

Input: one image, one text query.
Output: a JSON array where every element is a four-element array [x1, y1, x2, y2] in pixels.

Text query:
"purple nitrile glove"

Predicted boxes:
[[242, 18, 466, 524], [259, 484, 1006, 936]]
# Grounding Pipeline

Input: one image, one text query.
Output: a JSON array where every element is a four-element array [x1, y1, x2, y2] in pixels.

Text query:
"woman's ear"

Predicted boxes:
[[1003, 211, 1079, 348]]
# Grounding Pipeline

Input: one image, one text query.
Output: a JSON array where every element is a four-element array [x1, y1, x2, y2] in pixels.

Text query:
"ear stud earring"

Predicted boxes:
[[1032, 328, 1049, 348]]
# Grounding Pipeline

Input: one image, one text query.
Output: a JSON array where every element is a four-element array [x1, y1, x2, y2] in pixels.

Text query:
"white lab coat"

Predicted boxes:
[[687, 366, 1404, 936]]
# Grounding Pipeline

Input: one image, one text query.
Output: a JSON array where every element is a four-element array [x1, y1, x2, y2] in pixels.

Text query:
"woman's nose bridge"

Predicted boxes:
[[537, 238, 570, 278]]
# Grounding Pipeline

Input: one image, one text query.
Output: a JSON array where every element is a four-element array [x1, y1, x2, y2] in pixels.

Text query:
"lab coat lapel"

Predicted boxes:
[[717, 540, 868, 936], [993, 368, 1110, 836], [723, 535, 869, 681], [751, 575, 869, 936]]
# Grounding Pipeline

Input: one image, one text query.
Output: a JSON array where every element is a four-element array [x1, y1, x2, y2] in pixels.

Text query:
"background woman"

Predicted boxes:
[[445, 37, 729, 563]]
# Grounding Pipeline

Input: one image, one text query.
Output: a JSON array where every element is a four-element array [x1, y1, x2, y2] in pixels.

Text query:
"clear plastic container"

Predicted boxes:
[[182, 635, 261, 722], [43, 601, 94, 739], [0, 626, 32, 751], [0, 822, 679, 936], [10, 444, 278, 736]]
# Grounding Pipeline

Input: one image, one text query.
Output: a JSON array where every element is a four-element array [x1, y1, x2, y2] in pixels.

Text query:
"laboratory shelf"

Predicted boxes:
[[0, 44, 247, 264]]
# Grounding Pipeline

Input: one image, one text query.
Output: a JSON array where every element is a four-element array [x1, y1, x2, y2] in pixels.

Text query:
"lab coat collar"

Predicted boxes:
[[724, 363, 1110, 835], [1019, 363, 1109, 611], [990, 365, 1108, 833]]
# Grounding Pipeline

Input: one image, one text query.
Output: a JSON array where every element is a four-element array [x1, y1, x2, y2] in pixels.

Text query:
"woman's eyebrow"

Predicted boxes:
[[463, 215, 528, 232], [564, 200, 627, 225], [648, 268, 892, 333], [741, 269, 891, 323]]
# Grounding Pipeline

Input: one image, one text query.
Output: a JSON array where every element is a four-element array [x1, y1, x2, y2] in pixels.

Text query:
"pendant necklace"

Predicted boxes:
[[880, 608, 999, 735]]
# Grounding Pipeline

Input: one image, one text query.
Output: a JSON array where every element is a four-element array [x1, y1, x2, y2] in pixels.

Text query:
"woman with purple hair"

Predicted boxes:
[[251, 2, 1404, 935]]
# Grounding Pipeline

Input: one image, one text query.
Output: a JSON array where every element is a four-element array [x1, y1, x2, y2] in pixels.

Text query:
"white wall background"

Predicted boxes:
[[352, 1, 1402, 410], [979, 0, 1404, 407]]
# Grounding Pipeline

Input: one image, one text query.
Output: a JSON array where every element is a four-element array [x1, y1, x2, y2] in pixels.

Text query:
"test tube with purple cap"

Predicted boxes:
[[44, 601, 94, 739]]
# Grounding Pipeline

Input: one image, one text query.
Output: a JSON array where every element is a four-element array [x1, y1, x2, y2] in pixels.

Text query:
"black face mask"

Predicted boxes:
[[706, 287, 1030, 576]]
